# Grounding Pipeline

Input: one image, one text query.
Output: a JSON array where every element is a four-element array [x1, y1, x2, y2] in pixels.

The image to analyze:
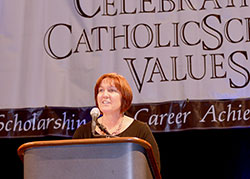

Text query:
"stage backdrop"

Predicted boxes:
[[1, 0, 250, 137]]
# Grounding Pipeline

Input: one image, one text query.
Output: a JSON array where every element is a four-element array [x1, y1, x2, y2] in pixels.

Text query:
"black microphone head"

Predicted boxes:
[[90, 107, 100, 119]]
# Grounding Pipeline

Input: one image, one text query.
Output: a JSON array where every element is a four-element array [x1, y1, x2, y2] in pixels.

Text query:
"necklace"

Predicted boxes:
[[99, 118, 124, 136], [111, 118, 124, 136]]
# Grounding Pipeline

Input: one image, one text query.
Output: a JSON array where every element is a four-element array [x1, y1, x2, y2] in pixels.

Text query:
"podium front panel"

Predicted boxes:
[[23, 142, 153, 179]]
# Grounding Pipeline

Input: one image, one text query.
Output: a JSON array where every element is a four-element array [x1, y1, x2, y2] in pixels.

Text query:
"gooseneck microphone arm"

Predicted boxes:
[[96, 119, 111, 136]]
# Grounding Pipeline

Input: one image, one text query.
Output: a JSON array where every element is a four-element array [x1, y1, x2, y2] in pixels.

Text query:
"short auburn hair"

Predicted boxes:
[[94, 73, 133, 113]]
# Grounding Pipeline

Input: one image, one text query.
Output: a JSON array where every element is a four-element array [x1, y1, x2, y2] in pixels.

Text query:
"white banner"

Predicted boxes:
[[1, 0, 250, 108], [1, 0, 250, 136]]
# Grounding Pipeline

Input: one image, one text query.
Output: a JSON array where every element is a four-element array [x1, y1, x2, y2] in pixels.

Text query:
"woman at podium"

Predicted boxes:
[[73, 73, 160, 169]]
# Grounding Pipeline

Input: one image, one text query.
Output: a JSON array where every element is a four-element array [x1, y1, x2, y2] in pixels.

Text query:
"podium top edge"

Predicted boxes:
[[17, 137, 151, 160]]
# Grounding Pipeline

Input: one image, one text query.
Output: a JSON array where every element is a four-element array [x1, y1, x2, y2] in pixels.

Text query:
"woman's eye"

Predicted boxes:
[[108, 89, 114, 92], [98, 87, 118, 93], [98, 88, 104, 92], [109, 88, 118, 92]]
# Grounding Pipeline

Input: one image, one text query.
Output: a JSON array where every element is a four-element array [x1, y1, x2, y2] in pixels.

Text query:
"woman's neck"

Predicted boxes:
[[101, 112, 123, 128]]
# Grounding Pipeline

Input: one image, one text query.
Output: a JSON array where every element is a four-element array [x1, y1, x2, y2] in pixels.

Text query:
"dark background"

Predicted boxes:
[[2, 128, 250, 179]]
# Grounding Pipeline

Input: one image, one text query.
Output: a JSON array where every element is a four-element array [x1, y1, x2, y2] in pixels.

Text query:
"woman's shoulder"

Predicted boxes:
[[130, 118, 149, 129], [121, 116, 150, 135], [72, 121, 92, 139], [76, 121, 92, 130]]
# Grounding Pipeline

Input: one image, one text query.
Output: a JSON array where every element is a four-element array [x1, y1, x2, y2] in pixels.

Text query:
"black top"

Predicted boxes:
[[73, 120, 160, 169]]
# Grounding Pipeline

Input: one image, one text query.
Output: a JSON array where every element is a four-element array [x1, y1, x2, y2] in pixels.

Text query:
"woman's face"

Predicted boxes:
[[97, 78, 122, 114]]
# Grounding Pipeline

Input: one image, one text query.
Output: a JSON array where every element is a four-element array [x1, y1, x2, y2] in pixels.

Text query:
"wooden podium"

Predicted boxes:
[[18, 137, 161, 179]]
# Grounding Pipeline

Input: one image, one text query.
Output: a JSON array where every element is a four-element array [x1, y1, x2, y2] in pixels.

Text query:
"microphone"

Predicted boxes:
[[90, 107, 112, 136], [90, 107, 100, 136]]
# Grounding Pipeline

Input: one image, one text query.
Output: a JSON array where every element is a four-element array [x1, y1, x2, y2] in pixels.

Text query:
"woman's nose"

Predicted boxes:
[[102, 90, 109, 97]]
